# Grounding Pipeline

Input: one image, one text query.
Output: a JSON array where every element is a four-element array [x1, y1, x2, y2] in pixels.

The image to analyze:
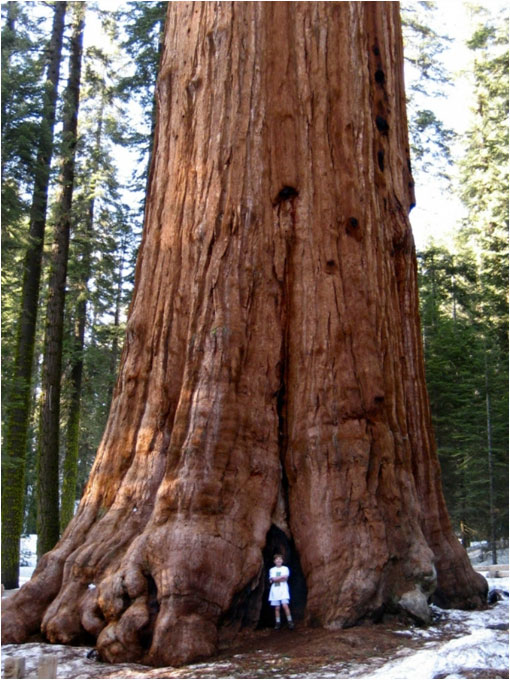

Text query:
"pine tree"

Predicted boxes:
[[114, 1, 166, 187], [61, 35, 140, 529], [59, 75, 105, 532], [400, 1, 456, 184], [58, 2, 165, 513], [459, 7, 509, 345], [115, 2, 166, 135], [415, 5, 508, 557], [458, 5, 509, 557], [1, 0, 67, 589], [1, 1, 48, 232], [37, 1, 85, 558]]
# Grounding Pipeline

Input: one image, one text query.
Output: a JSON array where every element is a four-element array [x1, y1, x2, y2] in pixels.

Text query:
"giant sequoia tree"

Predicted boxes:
[[2, 2, 486, 667]]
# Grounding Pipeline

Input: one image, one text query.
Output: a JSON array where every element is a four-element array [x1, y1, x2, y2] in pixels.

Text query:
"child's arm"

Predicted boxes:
[[271, 569, 289, 583]]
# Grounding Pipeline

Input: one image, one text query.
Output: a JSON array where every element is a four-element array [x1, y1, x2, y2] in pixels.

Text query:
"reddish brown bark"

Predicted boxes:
[[2, 2, 486, 667]]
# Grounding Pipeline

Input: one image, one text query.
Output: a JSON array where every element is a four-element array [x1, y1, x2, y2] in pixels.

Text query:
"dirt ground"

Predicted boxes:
[[211, 622, 508, 679], [2, 614, 508, 678], [103, 618, 508, 678]]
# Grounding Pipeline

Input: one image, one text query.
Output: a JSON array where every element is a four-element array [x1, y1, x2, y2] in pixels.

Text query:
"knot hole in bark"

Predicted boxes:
[[375, 115, 390, 135], [375, 69, 385, 85], [346, 216, 363, 242], [273, 185, 299, 206], [325, 260, 337, 274]]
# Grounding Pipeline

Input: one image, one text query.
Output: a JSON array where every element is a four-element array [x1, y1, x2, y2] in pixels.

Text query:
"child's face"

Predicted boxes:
[[274, 556, 283, 566]]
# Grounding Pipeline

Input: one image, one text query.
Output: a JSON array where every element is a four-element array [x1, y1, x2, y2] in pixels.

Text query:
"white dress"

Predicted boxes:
[[268, 565, 290, 603]]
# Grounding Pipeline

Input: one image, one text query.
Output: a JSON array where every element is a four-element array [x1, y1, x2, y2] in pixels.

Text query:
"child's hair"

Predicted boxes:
[[273, 553, 284, 560]]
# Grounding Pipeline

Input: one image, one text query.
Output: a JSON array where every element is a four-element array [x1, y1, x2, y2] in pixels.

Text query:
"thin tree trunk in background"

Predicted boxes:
[[484, 346, 497, 565], [36, 1, 85, 558], [109, 245, 124, 398], [60, 87, 105, 532], [3, 2, 486, 662], [1, 1, 17, 138], [1, 1, 66, 589]]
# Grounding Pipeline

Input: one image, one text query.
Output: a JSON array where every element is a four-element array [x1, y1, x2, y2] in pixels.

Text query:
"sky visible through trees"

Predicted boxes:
[[406, 0, 507, 250]]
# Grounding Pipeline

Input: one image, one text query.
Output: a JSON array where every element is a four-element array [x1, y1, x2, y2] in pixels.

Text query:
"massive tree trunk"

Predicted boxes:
[[2, 1, 486, 666], [1, 1, 67, 589]]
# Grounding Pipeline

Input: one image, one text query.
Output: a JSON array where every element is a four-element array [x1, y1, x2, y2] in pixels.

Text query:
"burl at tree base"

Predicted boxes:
[[2, 2, 487, 667]]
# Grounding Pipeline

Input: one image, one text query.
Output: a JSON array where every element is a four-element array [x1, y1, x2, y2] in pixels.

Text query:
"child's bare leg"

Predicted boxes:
[[274, 605, 281, 628], [282, 603, 294, 628]]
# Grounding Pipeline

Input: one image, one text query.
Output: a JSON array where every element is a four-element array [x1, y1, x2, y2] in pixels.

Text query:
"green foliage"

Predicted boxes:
[[59, 15, 144, 526], [401, 1, 456, 183], [110, 0, 166, 196], [1, 0, 66, 586], [414, 4, 508, 551], [1, 1, 49, 395], [418, 242, 508, 545], [1, 2, 149, 555], [458, 5, 509, 348], [115, 1, 166, 122], [1, 1, 47, 230]]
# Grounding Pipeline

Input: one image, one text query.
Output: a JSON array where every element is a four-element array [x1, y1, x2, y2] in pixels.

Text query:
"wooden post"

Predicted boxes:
[[3, 657, 26, 679], [37, 655, 58, 678]]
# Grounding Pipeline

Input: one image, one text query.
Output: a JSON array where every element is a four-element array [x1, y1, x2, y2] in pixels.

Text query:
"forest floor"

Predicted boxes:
[[2, 545, 508, 679], [2, 586, 508, 679]]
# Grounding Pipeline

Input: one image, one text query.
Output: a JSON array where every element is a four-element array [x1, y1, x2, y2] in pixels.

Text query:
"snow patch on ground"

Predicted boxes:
[[359, 578, 509, 680], [1, 643, 152, 679]]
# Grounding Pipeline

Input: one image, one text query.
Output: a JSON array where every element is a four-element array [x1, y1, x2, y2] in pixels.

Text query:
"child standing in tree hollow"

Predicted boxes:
[[269, 553, 294, 629]]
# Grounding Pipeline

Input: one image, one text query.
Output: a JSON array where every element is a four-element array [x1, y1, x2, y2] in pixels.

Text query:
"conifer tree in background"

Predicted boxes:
[[60, 59, 107, 532], [417, 4, 508, 557], [457, 5, 508, 560], [37, 1, 85, 558], [61, 36, 141, 528], [401, 1, 455, 184], [60, 0, 166, 511], [2, 2, 160, 557], [1, 1, 45, 230], [1, 1, 67, 589], [417, 246, 489, 545], [115, 1, 166, 187], [73, 204, 136, 493], [459, 7, 508, 345]]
